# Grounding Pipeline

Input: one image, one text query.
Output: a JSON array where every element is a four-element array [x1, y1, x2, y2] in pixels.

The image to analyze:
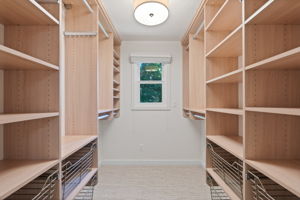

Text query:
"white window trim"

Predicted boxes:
[[130, 55, 171, 111]]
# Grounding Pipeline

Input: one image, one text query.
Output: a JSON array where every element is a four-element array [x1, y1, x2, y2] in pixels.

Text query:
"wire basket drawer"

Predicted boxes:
[[6, 167, 58, 200], [62, 141, 97, 199], [207, 142, 243, 199], [74, 174, 98, 200], [207, 174, 231, 200], [247, 170, 300, 200]]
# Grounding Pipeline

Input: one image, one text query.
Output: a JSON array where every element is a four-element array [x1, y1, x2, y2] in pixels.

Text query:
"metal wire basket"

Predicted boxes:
[[247, 170, 300, 200], [207, 142, 243, 199], [207, 175, 231, 200], [6, 168, 58, 200], [74, 174, 98, 200], [62, 141, 97, 199]]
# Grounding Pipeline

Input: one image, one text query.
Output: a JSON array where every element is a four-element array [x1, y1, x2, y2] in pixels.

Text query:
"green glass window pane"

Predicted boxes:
[[140, 84, 162, 103], [140, 63, 162, 81]]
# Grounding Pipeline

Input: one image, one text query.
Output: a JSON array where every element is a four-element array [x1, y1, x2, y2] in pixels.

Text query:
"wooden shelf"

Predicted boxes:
[[246, 159, 300, 197], [207, 168, 240, 200], [246, 47, 300, 71], [207, 135, 243, 160], [206, 108, 243, 116], [246, 107, 300, 116], [113, 66, 120, 73], [113, 58, 120, 67], [207, 68, 242, 84], [0, 45, 59, 71], [206, 0, 242, 31], [113, 88, 120, 92], [113, 80, 120, 85], [113, 96, 120, 99], [189, 109, 206, 115], [246, 0, 300, 25], [62, 135, 98, 159], [113, 49, 120, 60], [0, 0, 59, 25], [98, 109, 113, 114], [0, 112, 59, 125], [65, 168, 98, 200], [206, 25, 242, 57], [0, 160, 58, 199]]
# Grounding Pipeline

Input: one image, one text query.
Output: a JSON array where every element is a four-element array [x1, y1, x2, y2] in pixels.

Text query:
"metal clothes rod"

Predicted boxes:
[[64, 32, 97, 36], [98, 22, 109, 38], [98, 114, 110, 120], [193, 114, 205, 120], [193, 21, 204, 39], [82, 0, 93, 13]]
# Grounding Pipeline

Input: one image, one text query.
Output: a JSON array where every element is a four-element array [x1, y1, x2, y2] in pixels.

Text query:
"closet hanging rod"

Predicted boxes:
[[82, 0, 93, 13], [64, 32, 97, 36], [98, 22, 109, 38], [98, 114, 110, 120], [193, 114, 205, 120], [193, 21, 204, 40]]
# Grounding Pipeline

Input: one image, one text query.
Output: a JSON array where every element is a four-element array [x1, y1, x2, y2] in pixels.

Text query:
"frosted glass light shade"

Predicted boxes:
[[134, 0, 169, 26]]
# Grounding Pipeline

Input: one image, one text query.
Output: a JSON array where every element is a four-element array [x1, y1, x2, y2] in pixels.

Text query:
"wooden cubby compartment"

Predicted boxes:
[[245, 111, 300, 197], [205, 0, 242, 53], [206, 111, 243, 160]]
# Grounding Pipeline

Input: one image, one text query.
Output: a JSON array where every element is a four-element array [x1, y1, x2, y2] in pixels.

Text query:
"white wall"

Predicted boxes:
[[99, 41, 205, 166]]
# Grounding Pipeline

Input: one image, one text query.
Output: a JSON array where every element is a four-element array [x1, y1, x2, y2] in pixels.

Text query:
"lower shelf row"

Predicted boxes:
[[206, 141, 300, 200], [3, 140, 98, 200]]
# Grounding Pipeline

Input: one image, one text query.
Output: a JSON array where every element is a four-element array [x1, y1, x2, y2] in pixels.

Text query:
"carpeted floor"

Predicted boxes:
[[93, 166, 211, 200]]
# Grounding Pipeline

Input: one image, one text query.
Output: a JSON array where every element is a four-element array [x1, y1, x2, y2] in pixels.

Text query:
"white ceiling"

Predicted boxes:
[[102, 0, 203, 41]]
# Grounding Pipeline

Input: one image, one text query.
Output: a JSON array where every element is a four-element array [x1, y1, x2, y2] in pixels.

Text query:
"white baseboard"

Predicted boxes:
[[100, 160, 204, 167]]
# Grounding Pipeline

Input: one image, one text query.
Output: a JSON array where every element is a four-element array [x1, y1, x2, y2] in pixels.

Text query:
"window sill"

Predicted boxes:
[[131, 107, 171, 111]]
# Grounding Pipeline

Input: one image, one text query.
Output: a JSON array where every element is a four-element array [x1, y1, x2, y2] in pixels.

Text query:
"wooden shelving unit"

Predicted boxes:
[[182, 9, 206, 120], [0, 0, 61, 198], [182, 0, 300, 198], [0, 0, 121, 199]]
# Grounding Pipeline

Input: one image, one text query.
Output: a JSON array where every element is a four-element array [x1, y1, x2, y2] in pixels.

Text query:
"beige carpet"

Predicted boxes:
[[93, 166, 211, 200]]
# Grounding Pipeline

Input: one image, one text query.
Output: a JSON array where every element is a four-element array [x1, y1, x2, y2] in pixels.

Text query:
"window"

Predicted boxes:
[[131, 56, 171, 110]]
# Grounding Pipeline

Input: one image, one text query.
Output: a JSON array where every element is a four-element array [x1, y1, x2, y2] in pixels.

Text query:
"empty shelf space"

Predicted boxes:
[[0, 160, 58, 199], [207, 68, 242, 84], [206, 0, 242, 31], [62, 135, 98, 159], [64, 168, 98, 200], [207, 135, 243, 159], [0, 45, 59, 71], [0, 0, 59, 25], [246, 47, 300, 70], [206, 25, 242, 57], [246, 0, 300, 25], [206, 108, 243, 115], [0, 112, 59, 125], [246, 107, 300, 116], [206, 168, 240, 200], [246, 160, 300, 197]]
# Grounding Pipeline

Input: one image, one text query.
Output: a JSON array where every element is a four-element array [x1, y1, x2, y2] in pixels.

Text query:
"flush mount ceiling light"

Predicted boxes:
[[134, 0, 169, 26]]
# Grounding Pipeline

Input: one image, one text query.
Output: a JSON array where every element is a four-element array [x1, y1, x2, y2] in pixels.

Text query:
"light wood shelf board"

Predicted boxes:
[[246, 107, 300, 116], [246, 0, 300, 25], [113, 49, 120, 60], [206, 0, 242, 31], [206, 108, 243, 116], [113, 88, 120, 92], [0, 0, 59, 25], [207, 168, 240, 200], [246, 159, 300, 197], [207, 68, 242, 84], [206, 25, 242, 57], [113, 80, 120, 85], [113, 66, 120, 73], [62, 135, 98, 159], [189, 109, 206, 115], [246, 47, 300, 70], [0, 112, 59, 125], [98, 109, 113, 114], [113, 58, 120, 67], [65, 168, 98, 200], [0, 160, 58, 199], [207, 135, 243, 160], [0, 45, 59, 71]]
